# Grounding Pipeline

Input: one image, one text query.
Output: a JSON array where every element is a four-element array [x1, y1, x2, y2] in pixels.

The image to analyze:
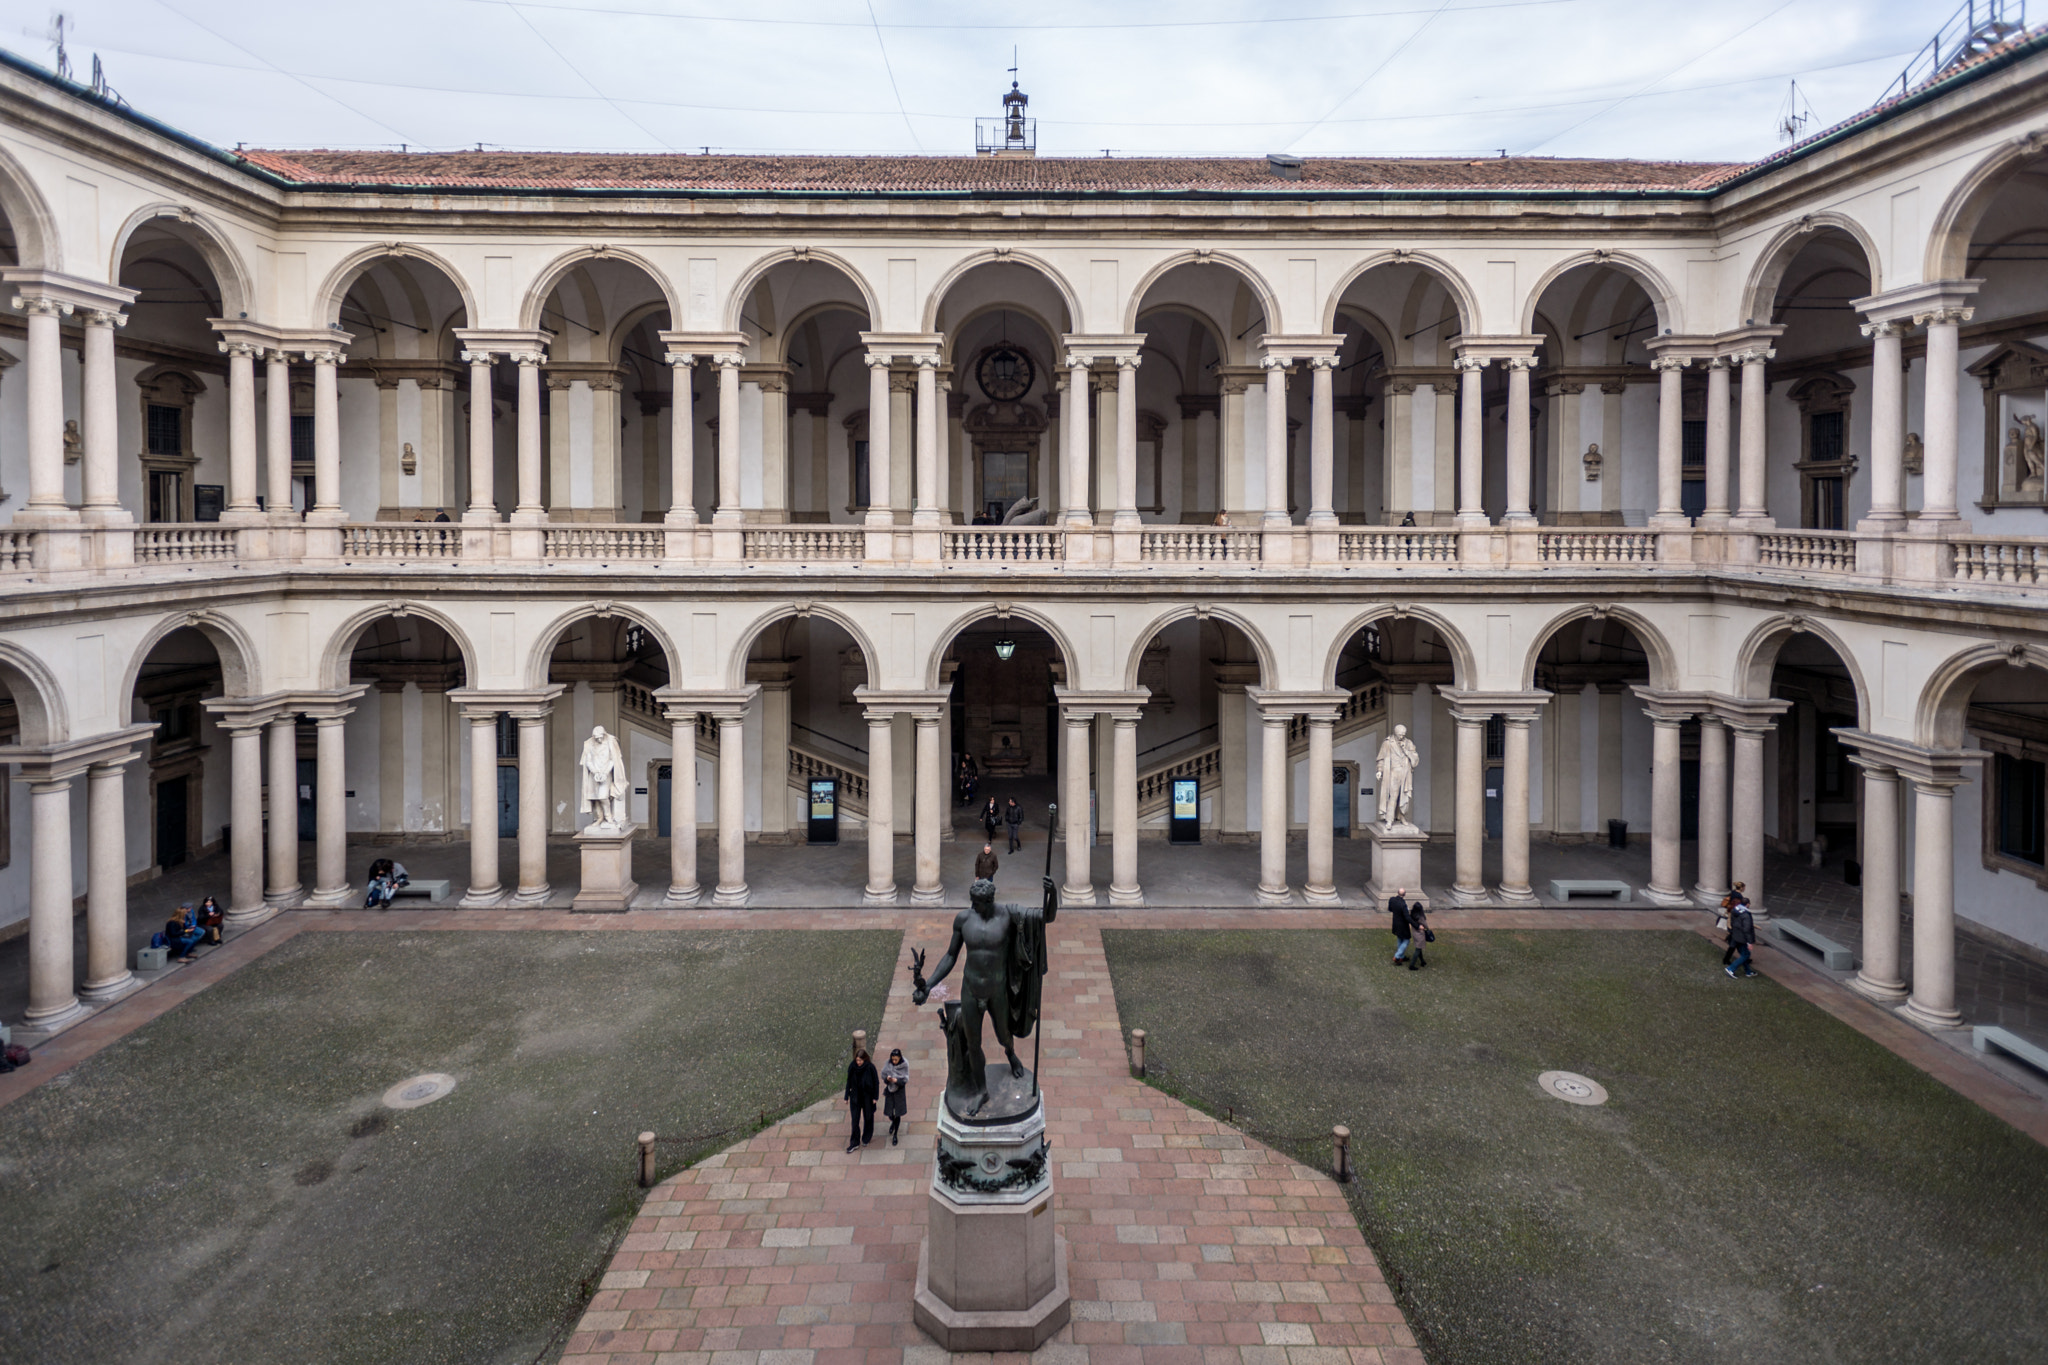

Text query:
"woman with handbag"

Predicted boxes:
[[1407, 899, 1432, 971], [881, 1048, 909, 1147]]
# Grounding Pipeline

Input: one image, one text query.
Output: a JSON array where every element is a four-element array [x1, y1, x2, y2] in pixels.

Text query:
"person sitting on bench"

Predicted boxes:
[[197, 896, 224, 945], [369, 858, 410, 889], [164, 904, 206, 960]]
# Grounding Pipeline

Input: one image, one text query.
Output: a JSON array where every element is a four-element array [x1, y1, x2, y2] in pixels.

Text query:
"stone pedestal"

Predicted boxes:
[[914, 1087, 1070, 1352], [572, 822, 638, 913], [1365, 821, 1428, 905]]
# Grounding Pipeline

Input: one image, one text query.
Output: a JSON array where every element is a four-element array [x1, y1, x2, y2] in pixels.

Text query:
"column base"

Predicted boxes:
[[1900, 998, 1964, 1030], [861, 885, 899, 906], [1641, 886, 1695, 908], [1850, 972, 1908, 1004], [1255, 884, 1294, 906], [457, 887, 506, 909], [1108, 884, 1144, 907], [912, 883, 947, 906], [303, 886, 355, 908], [264, 886, 305, 910], [224, 903, 279, 928], [663, 882, 702, 907], [460, 508, 500, 525], [79, 971, 141, 1003], [1301, 885, 1341, 906], [1495, 885, 1540, 908], [1691, 884, 1731, 908], [712, 884, 751, 907], [1060, 883, 1097, 907], [1448, 883, 1491, 907], [18, 997, 89, 1034], [512, 884, 553, 906], [510, 506, 548, 525]]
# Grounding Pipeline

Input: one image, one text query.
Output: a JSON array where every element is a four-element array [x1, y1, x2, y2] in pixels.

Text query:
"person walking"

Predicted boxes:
[[844, 1047, 879, 1152], [881, 1047, 909, 1146], [1406, 898, 1431, 971], [981, 796, 1001, 843], [1004, 797, 1024, 853], [1388, 887, 1412, 966], [1724, 893, 1757, 979], [975, 843, 999, 880], [1719, 881, 1751, 966]]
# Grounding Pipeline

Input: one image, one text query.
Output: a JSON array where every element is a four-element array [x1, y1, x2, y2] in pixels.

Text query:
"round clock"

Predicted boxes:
[[976, 346, 1035, 402]]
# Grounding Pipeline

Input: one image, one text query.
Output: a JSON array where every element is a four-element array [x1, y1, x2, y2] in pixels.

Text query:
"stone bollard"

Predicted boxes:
[[852, 1028, 868, 1059], [1130, 1028, 1146, 1078], [638, 1131, 658, 1188], [1332, 1125, 1352, 1184]]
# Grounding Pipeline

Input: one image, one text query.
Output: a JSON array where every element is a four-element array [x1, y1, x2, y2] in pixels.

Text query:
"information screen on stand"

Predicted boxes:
[[807, 778, 838, 845], [1169, 777, 1201, 844]]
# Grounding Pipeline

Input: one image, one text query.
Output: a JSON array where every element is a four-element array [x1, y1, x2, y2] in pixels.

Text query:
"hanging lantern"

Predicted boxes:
[[994, 638, 1017, 661]]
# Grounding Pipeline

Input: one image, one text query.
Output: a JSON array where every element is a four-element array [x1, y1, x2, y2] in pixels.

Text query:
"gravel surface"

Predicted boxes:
[[1101, 927, 2048, 1365], [0, 928, 900, 1365]]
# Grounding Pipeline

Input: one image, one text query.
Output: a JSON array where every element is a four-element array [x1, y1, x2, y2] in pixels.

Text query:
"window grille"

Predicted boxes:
[[146, 403, 183, 456], [290, 414, 315, 463], [1997, 752, 2046, 866]]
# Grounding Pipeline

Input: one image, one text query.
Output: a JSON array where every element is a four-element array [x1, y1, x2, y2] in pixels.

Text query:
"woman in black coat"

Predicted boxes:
[[844, 1048, 879, 1153], [880, 1048, 909, 1146], [981, 797, 1001, 842]]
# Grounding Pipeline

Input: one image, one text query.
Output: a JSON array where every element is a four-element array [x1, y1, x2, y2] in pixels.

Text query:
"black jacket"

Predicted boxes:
[[845, 1057, 879, 1106], [1727, 907, 1755, 946], [1004, 804, 1023, 829], [1389, 895, 1410, 938]]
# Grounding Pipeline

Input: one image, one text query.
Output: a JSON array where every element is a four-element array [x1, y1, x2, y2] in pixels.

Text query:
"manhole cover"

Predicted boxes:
[[383, 1073, 457, 1110], [1537, 1071, 1608, 1106]]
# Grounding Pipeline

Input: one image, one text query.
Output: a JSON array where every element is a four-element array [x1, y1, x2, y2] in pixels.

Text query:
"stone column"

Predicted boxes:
[[914, 356, 942, 526], [265, 350, 294, 519], [715, 711, 748, 904], [865, 353, 894, 522], [1451, 706, 1487, 904], [1455, 357, 1488, 525], [25, 774, 79, 1026], [224, 341, 263, 519], [1641, 704, 1689, 906], [81, 757, 135, 999], [12, 294, 74, 521], [307, 706, 355, 905], [265, 713, 302, 906], [226, 721, 268, 923], [1261, 358, 1290, 528], [1861, 321, 1906, 529], [1257, 707, 1292, 904], [1499, 713, 1538, 905], [665, 710, 701, 903], [1307, 356, 1337, 531], [1912, 304, 1972, 528], [81, 310, 128, 522], [309, 351, 344, 524], [515, 709, 551, 903], [513, 350, 546, 522], [1850, 757, 1906, 1002], [1904, 773, 1964, 1028], [913, 711, 944, 904], [1651, 356, 1689, 526], [1729, 721, 1771, 911], [1303, 714, 1339, 904], [1701, 356, 1731, 524], [461, 350, 497, 522], [864, 710, 896, 903], [1503, 357, 1536, 523], [1113, 357, 1142, 532], [1693, 714, 1730, 905], [1734, 347, 1774, 526], [461, 710, 503, 905], [1062, 708, 1095, 903], [1109, 709, 1142, 905], [666, 354, 697, 525]]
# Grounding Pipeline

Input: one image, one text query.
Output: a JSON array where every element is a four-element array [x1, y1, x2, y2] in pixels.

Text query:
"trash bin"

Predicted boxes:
[[1607, 819, 1628, 849]]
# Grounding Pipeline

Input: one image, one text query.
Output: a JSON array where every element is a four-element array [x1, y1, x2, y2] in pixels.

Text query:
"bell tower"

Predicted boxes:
[[976, 64, 1036, 158]]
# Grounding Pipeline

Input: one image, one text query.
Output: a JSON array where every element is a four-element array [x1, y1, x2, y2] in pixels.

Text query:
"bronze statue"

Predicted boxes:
[[911, 874, 1058, 1119]]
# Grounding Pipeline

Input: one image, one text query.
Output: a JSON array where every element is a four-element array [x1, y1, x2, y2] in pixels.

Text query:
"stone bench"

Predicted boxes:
[[389, 879, 452, 904], [1973, 1025, 2048, 1079], [1546, 879, 1632, 904], [136, 945, 171, 971], [1772, 918, 1854, 970]]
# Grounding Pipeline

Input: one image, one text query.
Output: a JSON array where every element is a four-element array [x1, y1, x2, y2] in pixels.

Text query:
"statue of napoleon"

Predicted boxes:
[[911, 875, 1059, 1119], [579, 725, 631, 829]]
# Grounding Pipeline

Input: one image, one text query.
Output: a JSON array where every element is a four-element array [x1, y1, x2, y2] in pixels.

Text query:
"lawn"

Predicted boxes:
[[1101, 927, 2048, 1365], [0, 928, 900, 1365]]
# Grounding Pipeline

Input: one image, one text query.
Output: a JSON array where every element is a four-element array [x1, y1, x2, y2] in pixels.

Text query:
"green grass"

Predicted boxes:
[[0, 928, 900, 1365], [1101, 927, 2048, 1365]]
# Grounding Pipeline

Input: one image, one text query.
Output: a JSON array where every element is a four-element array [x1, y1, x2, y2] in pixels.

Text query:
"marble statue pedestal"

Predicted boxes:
[[914, 1085, 1070, 1352], [572, 822, 638, 913], [1365, 822, 1427, 905]]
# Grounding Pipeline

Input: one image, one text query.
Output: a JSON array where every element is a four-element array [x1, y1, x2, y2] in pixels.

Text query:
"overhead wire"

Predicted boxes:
[[864, 0, 924, 150], [503, 1, 678, 149], [147, 0, 417, 143], [460, 0, 1586, 30]]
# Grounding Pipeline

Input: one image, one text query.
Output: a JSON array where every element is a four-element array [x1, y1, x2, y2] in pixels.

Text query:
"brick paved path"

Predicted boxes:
[[560, 919, 1421, 1365]]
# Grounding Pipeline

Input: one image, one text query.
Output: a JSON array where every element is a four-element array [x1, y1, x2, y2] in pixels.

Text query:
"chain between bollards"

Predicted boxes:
[[1332, 1125, 1352, 1184], [1129, 1028, 1146, 1078]]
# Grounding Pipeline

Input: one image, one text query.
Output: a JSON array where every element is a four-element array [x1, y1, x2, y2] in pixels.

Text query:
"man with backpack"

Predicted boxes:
[[1723, 885, 1757, 978]]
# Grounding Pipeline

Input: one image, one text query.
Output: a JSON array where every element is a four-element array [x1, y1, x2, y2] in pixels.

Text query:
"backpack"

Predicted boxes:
[[150, 930, 168, 950]]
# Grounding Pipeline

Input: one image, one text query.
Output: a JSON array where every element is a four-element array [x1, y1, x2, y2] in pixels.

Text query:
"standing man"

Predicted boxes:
[[975, 843, 999, 881], [844, 1047, 879, 1153], [1004, 797, 1024, 853], [1388, 886, 1412, 967]]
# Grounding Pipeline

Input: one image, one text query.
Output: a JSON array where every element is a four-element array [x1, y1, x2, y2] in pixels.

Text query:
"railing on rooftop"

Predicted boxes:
[[1882, 0, 2029, 103]]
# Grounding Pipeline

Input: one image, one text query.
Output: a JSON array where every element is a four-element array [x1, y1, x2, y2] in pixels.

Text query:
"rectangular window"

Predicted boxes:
[[981, 449, 1029, 521], [1681, 419, 1706, 470], [495, 713, 518, 760], [146, 404, 183, 457], [1998, 753, 2046, 866], [290, 414, 315, 464], [852, 438, 870, 510], [1809, 410, 1844, 462], [1484, 715, 1505, 763], [1811, 476, 1845, 530]]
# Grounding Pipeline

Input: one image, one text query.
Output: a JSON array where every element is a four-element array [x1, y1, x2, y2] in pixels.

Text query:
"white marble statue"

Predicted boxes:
[[579, 724, 630, 829], [2022, 414, 2045, 491], [1375, 724, 1420, 829]]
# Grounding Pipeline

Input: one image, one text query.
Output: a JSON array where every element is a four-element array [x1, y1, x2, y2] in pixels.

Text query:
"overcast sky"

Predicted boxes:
[[11, 1, 1983, 162]]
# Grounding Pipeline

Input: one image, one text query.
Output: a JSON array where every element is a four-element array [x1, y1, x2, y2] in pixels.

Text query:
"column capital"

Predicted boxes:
[[80, 308, 127, 329], [1649, 355, 1691, 374], [1829, 728, 1987, 786], [855, 686, 955, 722], [202, 694, 296, 732], [218, 340, 263, 361], [1246, 687, 1348, 721], [1059, 333, 1144, 368], [657, 685, 761, 721], [1, 267, 137, 315], [1452, 354, 1490, 373], [1726, 347, 1776, 366], [1451, 335, 1542, 364], [1435, 687, 1551, 723], [508, 349, 548, 367], [1259, 355, 1292, 373], [458, 349, 498, 366], [1629, 685, 1707, 725], [1858, 319, 1909, 341], [0, 723, 157, 782], [664, 352, 696, 369], [1853, 278, 1982, 326], [1914, 305, 1975, 329], [10, 294, 70, 319], [446, 685, 566, 720], [1708, 696, 1792, 731], [1053, 687, 1151, 722]]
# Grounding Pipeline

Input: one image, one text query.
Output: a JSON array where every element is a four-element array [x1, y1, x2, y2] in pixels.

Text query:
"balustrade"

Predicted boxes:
[[1950, 537, 2048, 586], [133, 525, 236, 564], [1338, 530, 1458, 563], [742, 527, 863, 561], [1140, 528, 1261, 563], [1536, 529, 1658, 564], [543, 526, 663, 560], [341, 523, 462, 559], [0, 530, 32, 572], [942, 527, 1063, 562], [1757, 530, 1858, 574]]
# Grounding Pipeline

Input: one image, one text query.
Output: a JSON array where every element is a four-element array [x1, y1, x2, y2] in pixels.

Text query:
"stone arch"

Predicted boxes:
[[320, 602, 480, 690], [119, 610, 261, 710], [108, 204, 255, 318], [1121, 607, 1275, 692], [0, 639, 70, 744], [1917, 641, 2048, 749], [527, 604, 680, 690], [725, 248, 880, 336], [924, 250, 1081, 335], [0, 142, 61, 272], [937, 300, 1069, 368], [1732, 614, 1872, 726], [925, 604, 1079, 692], [1925, 133, 2048, 282], [1320, 606, 1476, 693], [314, 244, 480, 329], [1740, 212, 1885, 324], [519, 245, 681, 334], [1124, 251, 1282, 337], [1519, 251, 1681, 337], [1519, 605, 1678, 692], [728, 603, 882, 690], [1321, 251, 1479, 336]]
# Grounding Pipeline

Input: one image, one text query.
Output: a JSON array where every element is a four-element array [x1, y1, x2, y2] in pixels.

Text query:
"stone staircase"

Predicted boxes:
[[617, 680, 871, 817]]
